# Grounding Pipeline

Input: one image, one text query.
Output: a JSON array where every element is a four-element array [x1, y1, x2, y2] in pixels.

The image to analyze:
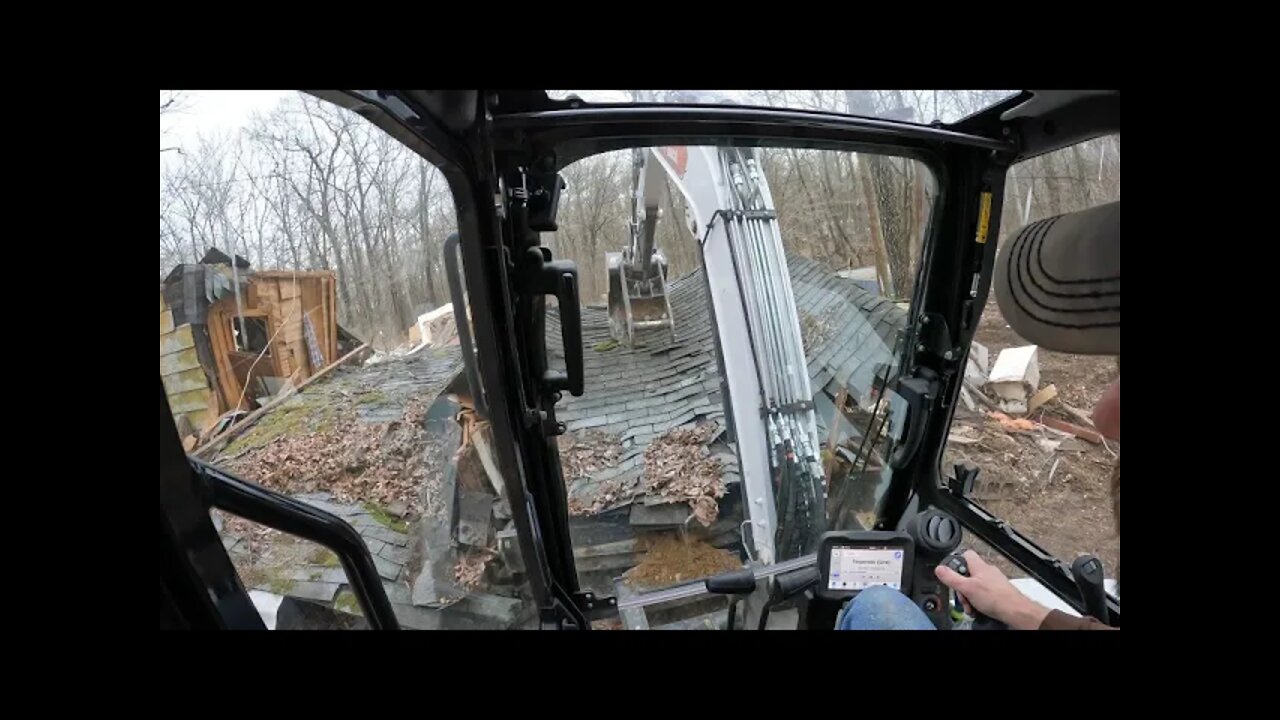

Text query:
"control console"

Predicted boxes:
[[813, 507, 966, 629]]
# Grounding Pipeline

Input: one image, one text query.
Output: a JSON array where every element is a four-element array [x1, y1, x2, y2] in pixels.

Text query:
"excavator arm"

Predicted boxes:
[[606, 147, 677, 342], [606, 132, 826, 565]]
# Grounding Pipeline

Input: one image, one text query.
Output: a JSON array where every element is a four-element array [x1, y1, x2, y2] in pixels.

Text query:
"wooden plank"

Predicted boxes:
[[1059, 402, 1097, 428], [161, 366, 211, 394], [168, 388, 212, 414], [278, 279, 301, 299], [326, 278, 338, 361], [252, 270, 340, 279], [285, 340, 308, 371], [276, 343, 294, 377], [824, 388, 849, 482], [160, 347, 202, 375], [277, 298, 302, 319], [160, 309, 175, 335], [1038, 416, 1104, 445], [256, 279, 278, 302], [159, 325, 195, 355], [207, 302, 245, 413], [193, 343, 371, 458], [160, 292, 168, 314], [1027, 384, 1058, 414]]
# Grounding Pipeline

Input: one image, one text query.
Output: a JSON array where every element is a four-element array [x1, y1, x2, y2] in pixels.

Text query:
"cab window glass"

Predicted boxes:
[[160, 90, 534, 629], [941, 134, 1120, 579]]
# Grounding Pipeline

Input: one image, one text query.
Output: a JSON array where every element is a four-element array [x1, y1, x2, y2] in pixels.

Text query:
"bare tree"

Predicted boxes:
[[161, 90, 1118, 346]]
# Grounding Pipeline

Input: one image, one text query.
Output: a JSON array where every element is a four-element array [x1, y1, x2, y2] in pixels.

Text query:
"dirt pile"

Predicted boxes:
[[622, 533, 741, 588]]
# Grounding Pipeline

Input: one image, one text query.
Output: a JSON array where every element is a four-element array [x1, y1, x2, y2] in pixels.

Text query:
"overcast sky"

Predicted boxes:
[[160, 90, 292, 170], [159, 89, 1002, 173]]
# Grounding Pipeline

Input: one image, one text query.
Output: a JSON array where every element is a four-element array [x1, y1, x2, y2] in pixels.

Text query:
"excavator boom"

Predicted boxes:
[[606, 135, 826, 565]]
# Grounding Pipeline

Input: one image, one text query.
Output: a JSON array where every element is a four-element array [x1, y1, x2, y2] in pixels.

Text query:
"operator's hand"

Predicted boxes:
[[934, 550, 1051, 630]]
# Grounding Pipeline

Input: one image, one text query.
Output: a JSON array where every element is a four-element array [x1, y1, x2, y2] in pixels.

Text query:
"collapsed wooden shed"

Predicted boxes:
[[160, 249, 341, 436]]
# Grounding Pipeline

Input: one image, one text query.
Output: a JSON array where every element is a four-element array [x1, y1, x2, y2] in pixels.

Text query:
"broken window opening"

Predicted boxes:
[[233, 316, 271, 355]]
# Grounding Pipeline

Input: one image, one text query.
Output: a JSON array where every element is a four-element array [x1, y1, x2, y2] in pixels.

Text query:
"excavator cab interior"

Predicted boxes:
[[160, 89, 1120, 630]]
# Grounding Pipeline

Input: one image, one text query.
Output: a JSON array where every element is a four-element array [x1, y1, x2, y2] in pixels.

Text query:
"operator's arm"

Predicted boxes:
[[1039, 610, 1115, 630], [935, 551, 1116, 630]]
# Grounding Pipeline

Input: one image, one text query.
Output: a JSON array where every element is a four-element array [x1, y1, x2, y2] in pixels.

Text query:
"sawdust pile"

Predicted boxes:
[[643, 424, 725, 526], [623, 533, 741, 588], [218, 395, 441, 519], [557, 430, 622, 480]]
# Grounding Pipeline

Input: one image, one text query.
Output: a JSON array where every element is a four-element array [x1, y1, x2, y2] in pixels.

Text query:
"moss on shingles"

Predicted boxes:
[[362, 502, 409, 533], [267, 577, 296, 595], [223, 395, 339, 455], [311, 547, 341, 568], [334, 590, 362, 616], [239, 566, 269, 590], [355, 389, 388, 406]]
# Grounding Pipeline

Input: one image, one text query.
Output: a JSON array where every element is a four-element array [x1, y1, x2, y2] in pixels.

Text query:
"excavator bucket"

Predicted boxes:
[[607, 248, 675, 344]]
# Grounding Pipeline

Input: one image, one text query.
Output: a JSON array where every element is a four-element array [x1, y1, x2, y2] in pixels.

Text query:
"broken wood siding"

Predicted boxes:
[[257, 271, 339, 369], [160, 292, 217, 432], [204, 271, 340, 414]]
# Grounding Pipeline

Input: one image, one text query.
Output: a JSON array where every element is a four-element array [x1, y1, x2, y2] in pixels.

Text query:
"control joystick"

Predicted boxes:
[[941, 553, 1008, 631]]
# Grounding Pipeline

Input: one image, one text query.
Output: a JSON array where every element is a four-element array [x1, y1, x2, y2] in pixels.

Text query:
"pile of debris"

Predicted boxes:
[[947, 340, 1117, 512], [216, 393, 440, 519], [959, 343, 1107, 448], [366, 303, 460, 366], [558, 430, 624, 483]]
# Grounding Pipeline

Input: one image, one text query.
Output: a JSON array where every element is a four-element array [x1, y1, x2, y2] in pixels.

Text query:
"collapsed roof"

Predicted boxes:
[[546, 251, 908, 522]]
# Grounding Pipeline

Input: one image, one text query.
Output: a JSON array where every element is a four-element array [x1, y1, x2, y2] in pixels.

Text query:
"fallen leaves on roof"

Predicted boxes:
[[557, 430, 623, 481], [217, 395, 446, 520], [643, 423, 725, 526]]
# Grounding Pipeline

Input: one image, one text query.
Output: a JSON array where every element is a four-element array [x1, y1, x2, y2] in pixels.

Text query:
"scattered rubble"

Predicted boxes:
[[1038, 415, 1104, 445], [1027, 384, 1059, 414], [985, 345, 1041, 414], [217, 394, 439, 518], [454, 548, 497, 591], [943, 296, 1119, 579], [987, 411, 1038, 433], [408, 303, 459, 349]]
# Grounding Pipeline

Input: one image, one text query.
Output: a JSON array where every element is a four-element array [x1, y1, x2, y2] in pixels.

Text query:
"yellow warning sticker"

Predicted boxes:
[[975, 192, 993, 244]]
